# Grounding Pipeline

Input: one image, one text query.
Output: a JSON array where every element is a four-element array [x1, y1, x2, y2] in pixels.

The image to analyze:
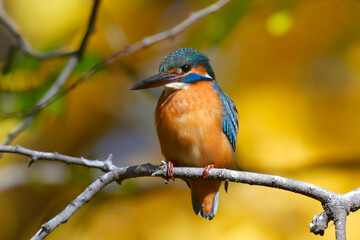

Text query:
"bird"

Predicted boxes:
[[130, 48, 239, 220]]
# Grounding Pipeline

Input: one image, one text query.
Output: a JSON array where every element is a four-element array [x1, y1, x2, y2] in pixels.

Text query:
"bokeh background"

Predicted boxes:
[[1, 0, 360, 239]]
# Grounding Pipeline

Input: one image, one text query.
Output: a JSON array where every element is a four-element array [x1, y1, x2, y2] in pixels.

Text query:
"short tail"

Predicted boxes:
[[188, 180, 221, 220], [192, 191, 219, 220]]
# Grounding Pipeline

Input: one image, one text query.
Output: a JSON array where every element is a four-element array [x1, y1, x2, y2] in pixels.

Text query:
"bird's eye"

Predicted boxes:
[[181, 65, 191, 73]]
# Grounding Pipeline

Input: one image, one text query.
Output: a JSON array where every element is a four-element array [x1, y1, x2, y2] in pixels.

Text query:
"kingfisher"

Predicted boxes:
[[130, 48, 239, 220]]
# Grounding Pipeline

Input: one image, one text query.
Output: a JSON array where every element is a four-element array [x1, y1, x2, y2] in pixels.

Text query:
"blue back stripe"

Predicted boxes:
[[213, 82, 239, 151]]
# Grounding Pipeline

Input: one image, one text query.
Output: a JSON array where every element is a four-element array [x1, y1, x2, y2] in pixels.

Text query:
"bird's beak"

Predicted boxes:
[[129, 73, 180, 90]]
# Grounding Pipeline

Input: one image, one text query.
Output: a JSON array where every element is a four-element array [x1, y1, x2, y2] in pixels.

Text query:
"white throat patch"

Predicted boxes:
[[164, 82, 189, 95], [205, 73, 213, 79]]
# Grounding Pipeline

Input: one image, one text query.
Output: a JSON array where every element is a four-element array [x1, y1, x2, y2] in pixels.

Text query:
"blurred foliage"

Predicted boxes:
[[1, 66, 63, 113], [73, 53, 102, 73], [1, 51, 42, 75], [1, 0, 360, 239], [265, 10, 293, 36], [187, 0, 253, 49]]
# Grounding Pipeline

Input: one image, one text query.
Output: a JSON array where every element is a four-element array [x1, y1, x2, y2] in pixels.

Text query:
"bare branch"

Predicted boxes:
[[0, 145, 116, 171], [0, 144, 334, 202], [0, 15, 75, 59], [344, 187, 360, 212], [0, 0, 100, 60], [77, 0, 101, 58], [310, 212, 328, 236], [0, 0, 101, 147], [3, 0, 232, 119], [1, 117, 32, 147], [0, 55, 79, 151], [308, 187, 360, 237], [30, 171, 117, 240], [0, 144, 359, 239], [39, 56, 79, 103], [330, 188, 360, 240], [29, 163, 335, 240], [35, 0, 101, 103], [334, 209, 347, 240]]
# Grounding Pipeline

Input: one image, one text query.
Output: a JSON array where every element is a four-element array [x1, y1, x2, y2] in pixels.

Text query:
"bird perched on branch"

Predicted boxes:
[[130, 48, 239, 220]]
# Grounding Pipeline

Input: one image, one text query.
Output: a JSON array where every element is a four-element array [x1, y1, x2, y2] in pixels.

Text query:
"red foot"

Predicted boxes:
[[203, 164, 215, 178], [167, 161, 175, 181]]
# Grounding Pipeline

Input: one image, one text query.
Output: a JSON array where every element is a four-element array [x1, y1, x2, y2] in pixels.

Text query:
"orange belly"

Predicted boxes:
[[154, 81, 234, 169]]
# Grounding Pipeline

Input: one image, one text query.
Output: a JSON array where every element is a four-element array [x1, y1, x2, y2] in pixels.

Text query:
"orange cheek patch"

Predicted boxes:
[[168, 68, 178, 74], [188, 66, 208, 76]]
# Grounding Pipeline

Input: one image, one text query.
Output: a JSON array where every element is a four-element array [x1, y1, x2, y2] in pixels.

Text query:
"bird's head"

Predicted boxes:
[[129, 48, 215, 90]]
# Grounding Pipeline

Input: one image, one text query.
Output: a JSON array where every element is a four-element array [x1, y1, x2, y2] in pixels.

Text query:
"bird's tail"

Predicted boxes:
[[189, 180, 221, 220]]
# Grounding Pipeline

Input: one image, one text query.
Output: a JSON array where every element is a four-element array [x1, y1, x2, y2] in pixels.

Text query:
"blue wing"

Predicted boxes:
[[213, 82, 239, 151]]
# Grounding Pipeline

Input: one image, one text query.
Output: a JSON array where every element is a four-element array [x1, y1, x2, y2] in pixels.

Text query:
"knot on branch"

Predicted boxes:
[[151, 161, 172, 184], [310, 195, 351, 236], [103, 154, 113, 171], [310, 195, 352, 236], [310, 212, 328, 236], [112, 169, 123, 185], [151, 161, 167, 177], [39, 223, 51, 235], [28, 156, 38, 167]]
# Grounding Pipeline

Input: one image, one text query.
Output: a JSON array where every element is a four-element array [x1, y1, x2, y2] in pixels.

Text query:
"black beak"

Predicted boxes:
[[129, 73, 180, 90]]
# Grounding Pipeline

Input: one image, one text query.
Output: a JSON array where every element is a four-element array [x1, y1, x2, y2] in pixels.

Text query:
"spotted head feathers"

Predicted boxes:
[[159, 48, 215, 80]]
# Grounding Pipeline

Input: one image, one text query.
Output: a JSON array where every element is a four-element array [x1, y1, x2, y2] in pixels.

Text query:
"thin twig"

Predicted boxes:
[[77, 0, 101, 58], [0, 144, 116, 171], [3, 0, 232, 119], [0, 0, 100, 60], [2, 117, 32, 146], [0, 56, 78, 151], [0, 15, 75, 59], [30, 171, 117, 240], [0, 0, 101, 147]]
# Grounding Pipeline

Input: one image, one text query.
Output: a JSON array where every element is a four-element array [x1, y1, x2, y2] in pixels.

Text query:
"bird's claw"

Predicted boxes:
[[203, 164, 215, 178], [167, 161, 175, 181]]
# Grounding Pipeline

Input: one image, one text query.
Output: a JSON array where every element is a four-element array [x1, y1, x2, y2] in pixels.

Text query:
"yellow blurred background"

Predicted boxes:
[[1, 0, 360, 239]]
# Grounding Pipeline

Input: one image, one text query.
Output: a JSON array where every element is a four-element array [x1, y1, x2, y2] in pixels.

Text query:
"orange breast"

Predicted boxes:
[[154, 81, 234, 169]]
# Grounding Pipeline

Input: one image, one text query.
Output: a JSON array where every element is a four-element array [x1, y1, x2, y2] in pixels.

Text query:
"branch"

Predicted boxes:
[[0, 0, 101, 147], [1, 117, 32, 146], [0, 145, 116, 170], [0, 0, 100, 60], [76, 0, 101, 58], [310, 212, 328, 236], [0, 14, 75, 59], [310, 188, 360, 239], [29, 163, 334, 240], [344, 187, 360, 213], [0, 56, 79, 152], [0, 144, 334, 201], [0, 144, 359, 239], [334, 209, 347, 240], [30, 170, 117, 240], [3, 0, 232, 119]]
